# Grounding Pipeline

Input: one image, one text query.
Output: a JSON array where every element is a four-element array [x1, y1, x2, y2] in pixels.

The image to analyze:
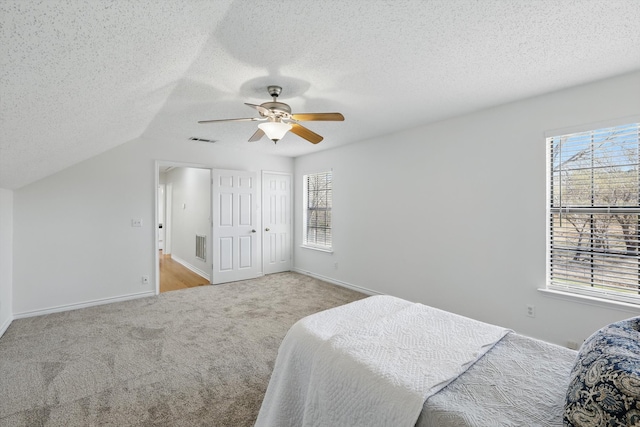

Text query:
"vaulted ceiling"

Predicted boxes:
[[2, 0, 639, 189]]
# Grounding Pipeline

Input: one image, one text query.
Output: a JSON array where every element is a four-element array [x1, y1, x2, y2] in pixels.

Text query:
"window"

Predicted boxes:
[[548, 121, 640, 304], [303, 171, 332, 250]]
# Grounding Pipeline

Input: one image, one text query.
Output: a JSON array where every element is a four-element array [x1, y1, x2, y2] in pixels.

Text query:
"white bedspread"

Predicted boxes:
[[255, 295, 510, 427], [417, 333, 576, 427]]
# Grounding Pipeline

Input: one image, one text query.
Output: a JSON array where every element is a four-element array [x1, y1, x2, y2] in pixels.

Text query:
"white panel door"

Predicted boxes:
[[212, 170, 258, 284], [262, 172, 292, 275]]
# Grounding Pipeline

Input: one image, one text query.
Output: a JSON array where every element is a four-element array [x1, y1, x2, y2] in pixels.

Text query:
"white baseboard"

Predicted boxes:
[[0, 315, 12, 338], [12, 291, 156, 319], [171, 255, 211, 282], [292, 269, 382, 296]]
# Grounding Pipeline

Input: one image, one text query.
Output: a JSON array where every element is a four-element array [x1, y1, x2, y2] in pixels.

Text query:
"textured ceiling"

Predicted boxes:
[[1, 0, 640, 189]]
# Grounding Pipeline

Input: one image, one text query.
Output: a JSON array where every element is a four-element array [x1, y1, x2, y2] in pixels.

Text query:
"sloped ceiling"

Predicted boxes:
[[1, 0, 639, 189]]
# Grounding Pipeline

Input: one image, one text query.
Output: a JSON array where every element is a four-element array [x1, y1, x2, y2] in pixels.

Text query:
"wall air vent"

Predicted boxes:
[[196, 234, 206, 261], [188, 137, 217, 143]]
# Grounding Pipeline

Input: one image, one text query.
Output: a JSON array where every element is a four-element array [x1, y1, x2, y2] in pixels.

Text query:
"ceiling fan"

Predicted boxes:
[[198, 85, 344, 144]]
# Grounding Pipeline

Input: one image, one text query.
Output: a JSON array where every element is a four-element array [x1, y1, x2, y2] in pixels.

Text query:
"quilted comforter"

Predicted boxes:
[[418, 332, 576, 426], [255, 295, 511, 427]]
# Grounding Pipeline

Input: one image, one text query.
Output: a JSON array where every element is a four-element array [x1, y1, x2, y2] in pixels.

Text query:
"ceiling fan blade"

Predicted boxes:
[[290, 123, 323, 144], [291, 112, 344, 121], [198, 117, 262, 124], [248, 128, 265, 142], [245, 103, 270, 116]]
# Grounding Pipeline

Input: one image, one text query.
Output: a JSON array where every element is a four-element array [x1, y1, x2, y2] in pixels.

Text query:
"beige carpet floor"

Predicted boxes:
[[0, 272, 365, 426]]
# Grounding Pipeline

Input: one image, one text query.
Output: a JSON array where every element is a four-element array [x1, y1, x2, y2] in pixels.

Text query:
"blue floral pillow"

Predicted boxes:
[[564, 317, 640, 427]]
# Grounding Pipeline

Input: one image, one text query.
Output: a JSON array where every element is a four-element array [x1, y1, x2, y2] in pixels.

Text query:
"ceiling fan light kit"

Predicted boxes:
[[198, 85, 344, 145], [258, 121, 292, 143]]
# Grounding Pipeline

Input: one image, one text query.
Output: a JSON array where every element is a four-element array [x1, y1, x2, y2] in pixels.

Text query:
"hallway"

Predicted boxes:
[[159, 251, 209, 293]]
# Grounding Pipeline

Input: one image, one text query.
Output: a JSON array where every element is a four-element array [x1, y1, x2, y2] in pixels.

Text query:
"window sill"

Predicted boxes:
[[300, 245, 333, 254], [538, 288, 640, 314]]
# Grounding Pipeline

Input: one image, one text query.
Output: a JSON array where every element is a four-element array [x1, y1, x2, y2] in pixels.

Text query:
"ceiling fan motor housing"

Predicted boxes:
[[260, 101, 291, 117]]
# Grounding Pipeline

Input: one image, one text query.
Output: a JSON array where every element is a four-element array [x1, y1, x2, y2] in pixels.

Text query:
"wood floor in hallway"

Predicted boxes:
[[160, 251, 209, 293]]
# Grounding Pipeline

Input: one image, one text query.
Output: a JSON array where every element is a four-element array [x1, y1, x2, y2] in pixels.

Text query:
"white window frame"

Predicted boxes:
[[546, 119, 640, 305], [302, 170, 333, 252]]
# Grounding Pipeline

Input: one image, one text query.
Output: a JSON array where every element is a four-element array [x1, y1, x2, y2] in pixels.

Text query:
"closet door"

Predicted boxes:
[[211, 169, 258, 284], [262, 172, 292, 274]]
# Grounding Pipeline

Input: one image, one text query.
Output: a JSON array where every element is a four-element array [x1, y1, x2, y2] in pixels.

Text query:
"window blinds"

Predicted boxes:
[[304, 171, 332, 249], [548, 122, 640, 304]]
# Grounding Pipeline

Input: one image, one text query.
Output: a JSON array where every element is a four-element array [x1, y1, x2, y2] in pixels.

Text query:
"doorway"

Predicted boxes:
[[157, 164, 212, 293]]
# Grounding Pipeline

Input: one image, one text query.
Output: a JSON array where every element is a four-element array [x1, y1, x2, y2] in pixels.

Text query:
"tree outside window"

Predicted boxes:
[[549, 122, 640, 303], [304, 171, 332, 249]]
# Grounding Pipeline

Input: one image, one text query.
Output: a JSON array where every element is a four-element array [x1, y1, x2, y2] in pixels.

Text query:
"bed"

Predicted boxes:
[[255, 295, 640, 427]]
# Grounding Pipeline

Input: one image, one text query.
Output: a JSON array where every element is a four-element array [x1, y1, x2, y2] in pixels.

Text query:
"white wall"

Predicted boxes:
[[294, 70, 640, 347], [166, 167, 212, 279], [0, 188, 13, 336], [13, 137, 293, 316]]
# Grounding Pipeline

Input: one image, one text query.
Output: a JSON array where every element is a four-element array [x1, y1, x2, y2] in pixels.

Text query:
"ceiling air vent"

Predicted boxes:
[[188, 137, 217, 143]]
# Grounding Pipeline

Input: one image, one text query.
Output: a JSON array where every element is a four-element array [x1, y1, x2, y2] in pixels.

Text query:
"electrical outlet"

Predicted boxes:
[[334, 262, 339, 270], [567, 340, 579, 350], [526, 304, 535, 318], [141, 275, 149, 285], [131, 219, 143, 227]]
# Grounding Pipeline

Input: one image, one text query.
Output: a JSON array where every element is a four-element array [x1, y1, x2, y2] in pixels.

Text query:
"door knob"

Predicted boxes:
[[265, 228, 270, 231], [251, 229, 256, 233]]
